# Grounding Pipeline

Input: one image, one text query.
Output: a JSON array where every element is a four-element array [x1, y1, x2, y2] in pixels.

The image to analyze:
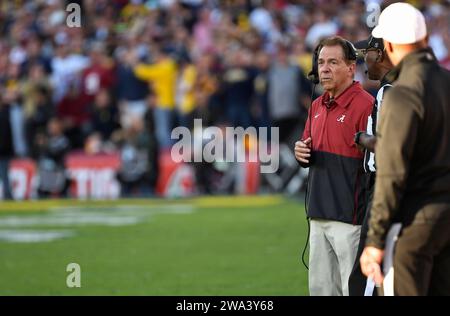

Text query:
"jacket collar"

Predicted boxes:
[[321, 81, 363, 109], [385, 47, 437, 83], [380, 69, 394, 87]]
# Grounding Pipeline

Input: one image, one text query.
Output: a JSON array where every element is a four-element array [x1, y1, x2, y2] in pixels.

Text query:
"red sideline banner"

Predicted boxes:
[[8, 158, 37, 200], [156, 150, 196, 197], [65, 152, 121, 200], [1, 152, 261, 200], [0, 153, 122, 200], [155, 151, 260, 197], [237, 159, 260, 195]]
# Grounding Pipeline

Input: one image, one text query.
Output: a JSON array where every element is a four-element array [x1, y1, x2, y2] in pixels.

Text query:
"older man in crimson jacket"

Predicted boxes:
[[295, 36, 374, 296]]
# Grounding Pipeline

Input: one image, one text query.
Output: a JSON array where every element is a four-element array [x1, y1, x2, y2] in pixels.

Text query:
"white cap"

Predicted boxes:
[[372, 3, 427, 44]]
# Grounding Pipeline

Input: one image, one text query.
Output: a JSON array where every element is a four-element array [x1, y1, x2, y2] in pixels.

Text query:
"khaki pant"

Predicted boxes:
[[309, 219, 361, 296], [392, 204, 450, 295]]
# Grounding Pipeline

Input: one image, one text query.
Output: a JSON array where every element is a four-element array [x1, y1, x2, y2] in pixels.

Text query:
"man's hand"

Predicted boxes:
[[360, 246, 385, 285], [295, 137, 312, 164], [354, 131, 377, 153]]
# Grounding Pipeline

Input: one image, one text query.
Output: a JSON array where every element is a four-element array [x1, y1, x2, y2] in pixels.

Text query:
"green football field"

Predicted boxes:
[[0, 195, 309, 295]]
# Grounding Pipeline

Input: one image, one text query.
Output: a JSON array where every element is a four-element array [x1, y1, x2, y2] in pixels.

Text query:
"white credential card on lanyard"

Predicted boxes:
[[364, 277, 376, 296], [382, 223, 403, 296]]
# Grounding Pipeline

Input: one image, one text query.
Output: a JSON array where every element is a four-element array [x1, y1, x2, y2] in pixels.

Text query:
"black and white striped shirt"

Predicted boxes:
[[363, 82, 392, 173]]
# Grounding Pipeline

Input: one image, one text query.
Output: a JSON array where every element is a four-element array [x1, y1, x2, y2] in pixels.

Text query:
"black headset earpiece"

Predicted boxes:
[[308, 43, 322, 84], [344, 40, 357, 61]]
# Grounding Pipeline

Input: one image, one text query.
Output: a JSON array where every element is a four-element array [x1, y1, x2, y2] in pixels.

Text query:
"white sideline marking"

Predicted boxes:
[[0, 204, 195, 243], [0, 215, 142, 227], [0, 230, 74, 243], [0, 205, 195, 227]]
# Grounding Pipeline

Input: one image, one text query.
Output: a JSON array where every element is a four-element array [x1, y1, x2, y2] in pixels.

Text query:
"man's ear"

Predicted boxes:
[[376, 50, 383, 62], [384, 40, 394, 54], [349, 62, 356, 76]]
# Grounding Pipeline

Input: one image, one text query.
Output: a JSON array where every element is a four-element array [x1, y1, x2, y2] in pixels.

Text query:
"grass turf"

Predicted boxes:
[[0, 195, 309, 295]]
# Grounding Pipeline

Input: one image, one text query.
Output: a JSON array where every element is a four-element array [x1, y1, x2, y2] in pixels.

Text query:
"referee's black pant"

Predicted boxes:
[[348, 172, 376, 296]]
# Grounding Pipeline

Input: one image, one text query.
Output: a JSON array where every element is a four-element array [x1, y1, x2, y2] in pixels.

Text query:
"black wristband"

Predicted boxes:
[[354, 131, 364, 145]]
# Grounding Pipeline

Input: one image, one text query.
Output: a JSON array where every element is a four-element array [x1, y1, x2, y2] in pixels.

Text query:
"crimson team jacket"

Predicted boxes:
[[301, 81, 374, 225]]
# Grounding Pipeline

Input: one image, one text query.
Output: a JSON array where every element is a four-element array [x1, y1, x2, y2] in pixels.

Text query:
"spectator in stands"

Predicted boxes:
[[132, 45, 177, 150], [268, 42, 310, 145], [21, 35, 52, 75], [90, 88, 121, 142], [0, 94, 14, 200], [56, 80, 91, 149], [193, 8, 214, 56], [81, 42, 116, 105], [35, 117, 70, 198], [115, 117, 152, 197], [25, 85, 54, 158], [252, 50, 271, 132], [175, 52, 197, 129], [50, 37, 89, 103], [2, 84, 28, 158], [143, 93, 159, 193], [21, 62, 52, 124], [221, 47, 255, 128], [116, 45, 150, 129], [194, 53, 220, 125]]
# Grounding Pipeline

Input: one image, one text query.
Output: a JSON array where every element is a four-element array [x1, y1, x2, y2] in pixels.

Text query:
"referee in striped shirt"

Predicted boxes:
[[348, 36, 393, 296]]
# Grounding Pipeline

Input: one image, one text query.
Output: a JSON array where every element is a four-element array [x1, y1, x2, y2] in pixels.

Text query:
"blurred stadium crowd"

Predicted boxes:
[[0, 0, 449, 198]]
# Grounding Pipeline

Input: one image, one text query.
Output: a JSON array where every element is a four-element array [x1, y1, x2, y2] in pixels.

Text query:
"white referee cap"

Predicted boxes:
[[372, 3, 427, 45]]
